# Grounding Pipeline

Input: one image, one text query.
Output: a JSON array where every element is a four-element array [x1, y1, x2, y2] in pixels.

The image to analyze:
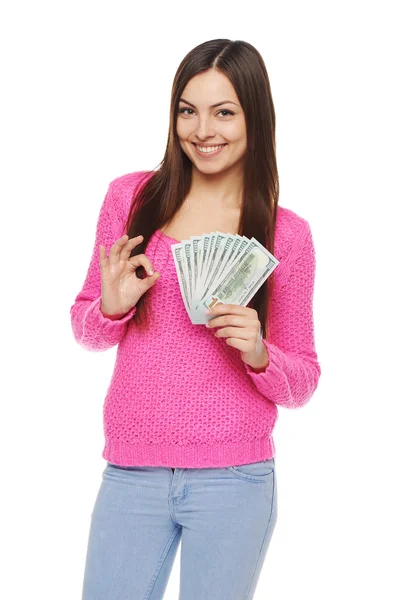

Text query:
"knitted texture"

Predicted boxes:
[[70, 171, 321, 468]]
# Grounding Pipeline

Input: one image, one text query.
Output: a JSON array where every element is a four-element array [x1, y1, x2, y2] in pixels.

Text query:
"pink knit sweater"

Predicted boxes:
[[70, 171, 321, 468]]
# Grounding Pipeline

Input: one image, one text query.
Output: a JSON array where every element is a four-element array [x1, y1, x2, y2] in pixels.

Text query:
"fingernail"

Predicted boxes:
[[206, 309, 212, 314], [148, 269, 154, 276]]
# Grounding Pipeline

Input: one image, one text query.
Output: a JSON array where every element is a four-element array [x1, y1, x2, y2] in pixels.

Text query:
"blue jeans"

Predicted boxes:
[[81, 457, 277, 599]]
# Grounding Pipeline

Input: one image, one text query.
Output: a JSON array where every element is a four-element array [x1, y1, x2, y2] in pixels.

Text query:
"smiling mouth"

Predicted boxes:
[[191, 143, 228, 155]]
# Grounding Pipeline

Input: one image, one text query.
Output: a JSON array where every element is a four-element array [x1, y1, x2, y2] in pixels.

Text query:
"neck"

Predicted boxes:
[[189, 165, 244, 211]]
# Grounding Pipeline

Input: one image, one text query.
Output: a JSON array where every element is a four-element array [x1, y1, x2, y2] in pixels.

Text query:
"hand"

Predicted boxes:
[[205, 304, 269, 371], [99, 234, 161, 316]]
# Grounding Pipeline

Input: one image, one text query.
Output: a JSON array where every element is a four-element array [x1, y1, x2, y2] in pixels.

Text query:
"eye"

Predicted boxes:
[[178, 108, 234, 117], [178, 108, 194, 116]]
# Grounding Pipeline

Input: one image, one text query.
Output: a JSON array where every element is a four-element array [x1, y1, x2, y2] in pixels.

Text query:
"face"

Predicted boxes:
[[176, 69, 247, 174]]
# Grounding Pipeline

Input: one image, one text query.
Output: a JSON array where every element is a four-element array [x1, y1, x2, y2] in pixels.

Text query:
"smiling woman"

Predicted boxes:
[[72, 38, 321, 600]]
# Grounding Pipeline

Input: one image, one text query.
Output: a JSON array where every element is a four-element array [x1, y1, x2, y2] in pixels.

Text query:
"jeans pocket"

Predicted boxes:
[[228, 457, 275, 482]]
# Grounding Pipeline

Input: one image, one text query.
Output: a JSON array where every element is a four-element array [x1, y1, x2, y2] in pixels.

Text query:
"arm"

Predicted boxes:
[[69, 181, 137, 351], [244, 221, 322, 409]]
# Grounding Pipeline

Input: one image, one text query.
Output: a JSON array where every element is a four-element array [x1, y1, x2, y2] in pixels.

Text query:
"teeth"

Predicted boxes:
[[196, 144, 225, 153]]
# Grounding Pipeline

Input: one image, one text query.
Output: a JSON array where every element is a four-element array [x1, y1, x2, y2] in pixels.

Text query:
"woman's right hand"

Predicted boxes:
[[99, 234, 160, 316]]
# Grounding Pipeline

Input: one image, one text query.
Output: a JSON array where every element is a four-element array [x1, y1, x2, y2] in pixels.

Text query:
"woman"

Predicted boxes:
[[71, 39, 321, 600]]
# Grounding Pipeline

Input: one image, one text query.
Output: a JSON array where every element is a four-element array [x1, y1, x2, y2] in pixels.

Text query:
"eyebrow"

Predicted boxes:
[[179, 97, 239, 108]]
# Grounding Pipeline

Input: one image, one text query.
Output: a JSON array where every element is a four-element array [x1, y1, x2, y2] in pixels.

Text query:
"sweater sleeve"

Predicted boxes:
[[244, 221, 321, 409], [69, 180, 137, 352]]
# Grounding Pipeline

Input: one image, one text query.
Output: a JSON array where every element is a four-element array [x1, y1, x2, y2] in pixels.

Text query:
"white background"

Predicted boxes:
[[1, 1, 399, 598]]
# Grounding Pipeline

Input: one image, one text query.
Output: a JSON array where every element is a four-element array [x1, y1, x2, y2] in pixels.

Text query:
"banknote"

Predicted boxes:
[[172, 232, 279, 324]]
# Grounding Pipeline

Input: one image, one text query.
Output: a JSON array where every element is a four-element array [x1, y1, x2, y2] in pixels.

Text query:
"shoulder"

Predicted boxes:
[[110, 170, 154, 199], [110, 170, 154, 193], [274, 205, 314, 272], [107, 170, 155, 217]]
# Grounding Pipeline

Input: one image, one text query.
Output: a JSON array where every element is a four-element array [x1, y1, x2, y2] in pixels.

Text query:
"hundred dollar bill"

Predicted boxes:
[[191, 233, 237, 323], [202, 232, 216, 289], [198, 237, 279, 323], [204, 235, 250, 296], [171, 243, 191, 318], [191, 235, 204, 306], [199, 234, 212, 285], [201, 232, 225, 296], [207, 234, 236, 290], [182, 239, 194, 305], [173, 234, 207, 322]]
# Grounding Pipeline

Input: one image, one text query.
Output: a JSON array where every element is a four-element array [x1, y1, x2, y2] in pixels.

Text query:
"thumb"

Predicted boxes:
[[142, 271, 161, 290]]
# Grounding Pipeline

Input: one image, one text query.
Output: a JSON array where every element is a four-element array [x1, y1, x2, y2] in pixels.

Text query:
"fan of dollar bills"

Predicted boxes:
[[171, 231, 279, 325]]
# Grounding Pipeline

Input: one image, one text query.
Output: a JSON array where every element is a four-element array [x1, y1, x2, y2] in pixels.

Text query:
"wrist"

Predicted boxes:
[[244, 343, 270, 372], [100, 302, 127, 320], [249, 356, 270, 373], [102, 312, 127, 320], [101, 310, 127, 320]]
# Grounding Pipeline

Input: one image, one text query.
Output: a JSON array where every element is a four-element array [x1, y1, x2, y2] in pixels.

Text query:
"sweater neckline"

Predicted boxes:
[[156, 229, 181, 244]]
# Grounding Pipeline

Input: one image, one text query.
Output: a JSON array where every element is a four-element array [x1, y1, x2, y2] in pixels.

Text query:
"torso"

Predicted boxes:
[[159, 196, 242, 242]]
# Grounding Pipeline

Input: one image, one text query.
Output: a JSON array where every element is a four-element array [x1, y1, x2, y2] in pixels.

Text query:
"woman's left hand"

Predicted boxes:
[[205, 304, 269, 372]]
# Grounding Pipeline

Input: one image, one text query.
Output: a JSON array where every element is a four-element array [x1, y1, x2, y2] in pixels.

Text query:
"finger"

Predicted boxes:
[[206, 314, 251, 329], [225, 338, 252, 351], [214, 326, 252, 340], [141, 271, 161, 288], [128, 253, 157, 277], [108, 234, 131, 264], [119, 235, 145, 262], [99, 244, 108, 269], [208, 303, 250, 317]]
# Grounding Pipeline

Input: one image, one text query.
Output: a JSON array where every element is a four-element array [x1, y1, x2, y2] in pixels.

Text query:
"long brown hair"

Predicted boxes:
[[125, 39, 279, 338]]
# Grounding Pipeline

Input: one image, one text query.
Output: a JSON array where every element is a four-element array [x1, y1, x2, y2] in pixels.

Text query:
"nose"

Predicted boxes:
[[194, 116, 216, 139]]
